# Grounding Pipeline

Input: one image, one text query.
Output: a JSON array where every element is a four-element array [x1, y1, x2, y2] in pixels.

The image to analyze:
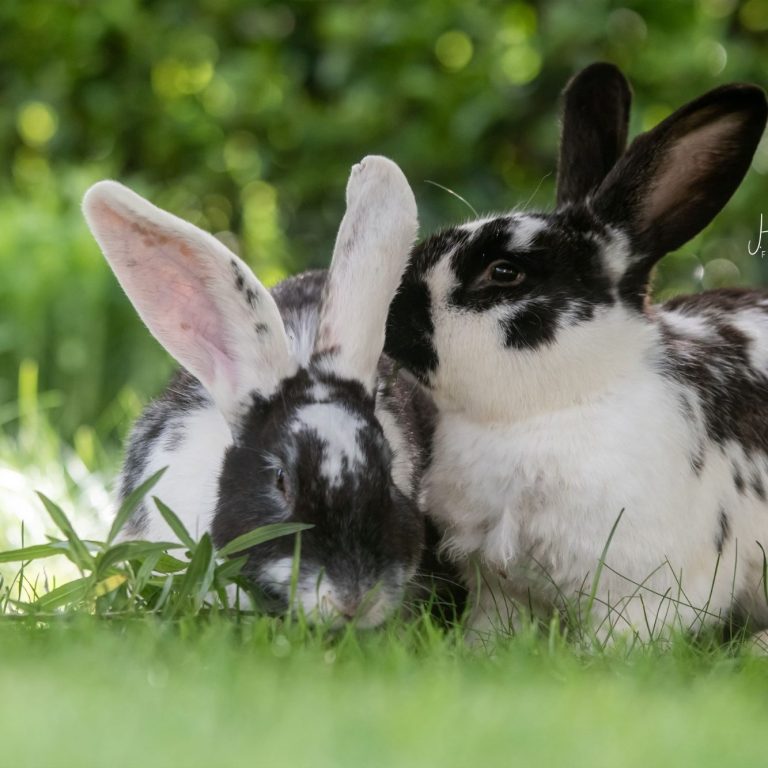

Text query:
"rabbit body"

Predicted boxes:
[[423, 275, 768, 636], [121, 270, 430, 544], [84, 156, 447, 628], [385, 65, 768, 637]]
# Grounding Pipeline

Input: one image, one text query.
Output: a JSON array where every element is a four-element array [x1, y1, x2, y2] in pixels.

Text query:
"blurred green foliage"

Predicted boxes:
[[0, 0, 766, 438]]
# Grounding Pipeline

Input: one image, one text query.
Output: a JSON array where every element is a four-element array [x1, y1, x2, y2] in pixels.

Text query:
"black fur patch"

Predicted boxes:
[[384, 230, 469, 383], [716, 507, 730, 555], [733, 465, 746, 495], [752, 470, 766, 501], [556, 62, 632, 207], [657, 290, 768, 456], [448, 211, 614, 351], [690, 447, 705, 476], [385, 278, 438, 382]]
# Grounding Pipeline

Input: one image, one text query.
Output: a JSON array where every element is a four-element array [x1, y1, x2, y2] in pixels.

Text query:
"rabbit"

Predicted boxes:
[[384, 62, 768, 641], [82, 155, 459, 628]]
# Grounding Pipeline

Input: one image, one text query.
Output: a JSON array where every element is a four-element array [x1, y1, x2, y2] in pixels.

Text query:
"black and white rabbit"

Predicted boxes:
[[385, 63, 768, 639], [83, 156, 445, 628]]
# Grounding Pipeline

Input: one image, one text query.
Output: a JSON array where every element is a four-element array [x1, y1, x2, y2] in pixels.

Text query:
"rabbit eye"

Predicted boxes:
[[275, 468, 286, 494], [488, 261, 526, 286]]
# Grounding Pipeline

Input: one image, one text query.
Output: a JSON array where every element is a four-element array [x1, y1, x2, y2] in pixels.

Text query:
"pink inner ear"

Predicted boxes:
[[92, 200, 236, 393], [640, 113, 743, 229]]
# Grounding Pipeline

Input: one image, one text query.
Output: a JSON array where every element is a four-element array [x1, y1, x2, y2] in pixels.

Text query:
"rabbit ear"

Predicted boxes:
[[556, 62, 632, 207], [83, 181, 296, 426], [313, 156, 418, 394], [593, 84, 767, 264]]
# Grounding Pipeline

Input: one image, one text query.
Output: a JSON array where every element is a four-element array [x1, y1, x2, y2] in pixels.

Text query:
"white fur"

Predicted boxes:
[[292, 403, 365, 487], [138, 405, 232, 541], [458, 216, 496, 234], [659, 310, 714, 340], [600, 228, 631, 285], [259, 557, 294, 590], [283, 305, 320, 367], [509, 215, 546, 249], [375, 406, 415, 495], [314, 156, 418, 392], [730, 309, 768, 371]]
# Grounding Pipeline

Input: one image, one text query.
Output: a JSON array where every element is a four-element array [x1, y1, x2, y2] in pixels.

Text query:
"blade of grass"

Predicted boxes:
[[154, 553, 189, 574], [153, 573, 175, 612], [217, 523, 313, 558], [134, 550, 163, 596], [96, 540, 181, 577], [93, 573, 128, 598], [153, 496, 196, 550], [286, 530, 302, 629], [107, 468, 167, 545], [167, 533, 214, 617], [36, 493, 94, 570], [0, 541, 73, 564], [33, 576, 92, 611], [215, 555, 248, 582], [757, 541, 768, 607], [585, 507, 625, 642]]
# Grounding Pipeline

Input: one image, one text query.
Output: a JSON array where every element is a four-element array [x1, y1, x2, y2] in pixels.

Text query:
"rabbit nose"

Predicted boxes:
[[328, 596, 360, 620]]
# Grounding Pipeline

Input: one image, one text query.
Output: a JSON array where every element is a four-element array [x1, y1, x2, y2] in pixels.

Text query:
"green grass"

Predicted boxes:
[[3, 382, 768, 768], [1, 616, 768, 768]]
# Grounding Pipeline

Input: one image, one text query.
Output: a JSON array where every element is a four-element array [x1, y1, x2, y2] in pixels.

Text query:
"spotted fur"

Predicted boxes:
[[385, 64, 768, 638], [84, 157, 463, 627]]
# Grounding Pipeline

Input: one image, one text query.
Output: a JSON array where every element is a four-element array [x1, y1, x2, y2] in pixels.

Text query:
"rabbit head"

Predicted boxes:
[[84, 157, 422, 627], [385, 63, 767, 422]]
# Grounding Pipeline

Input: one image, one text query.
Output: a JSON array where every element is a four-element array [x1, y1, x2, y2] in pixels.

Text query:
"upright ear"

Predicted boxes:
[[83, 181, 296, 426], [313, 156, 418, 394], [556, 62, 632, 207], [593, 83, 768, 263]]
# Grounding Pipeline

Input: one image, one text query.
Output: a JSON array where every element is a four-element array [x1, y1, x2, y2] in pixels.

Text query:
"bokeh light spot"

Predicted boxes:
[[703, 258, 741, 289], [435, 31, 474, 71], [17, 102, 58, 147], [152, 58, 214, 99], [224, 132, 261, 173], [740, 0, 768, 31], [202, 77, 237, 118], [607, 9, 648, 44], [699, 0, 738, 17], [697, 39, 728, 75], [499, 44, 542, 85], [498, 2, 537, 43]]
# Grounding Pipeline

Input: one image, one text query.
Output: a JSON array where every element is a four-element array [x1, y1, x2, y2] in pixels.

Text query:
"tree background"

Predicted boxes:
[[1, 0, 766, 443]]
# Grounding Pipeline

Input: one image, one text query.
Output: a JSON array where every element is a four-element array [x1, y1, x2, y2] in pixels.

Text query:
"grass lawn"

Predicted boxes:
[[1, 614, 768, 768]]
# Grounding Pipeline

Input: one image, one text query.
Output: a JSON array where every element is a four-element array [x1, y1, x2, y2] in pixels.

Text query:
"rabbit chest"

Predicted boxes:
[[423, 350, 768, 630]]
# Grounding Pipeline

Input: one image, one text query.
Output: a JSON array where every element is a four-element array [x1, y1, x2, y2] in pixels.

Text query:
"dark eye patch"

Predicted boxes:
[[449, 221, 551, 311], [445, 211, 616, 350]]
